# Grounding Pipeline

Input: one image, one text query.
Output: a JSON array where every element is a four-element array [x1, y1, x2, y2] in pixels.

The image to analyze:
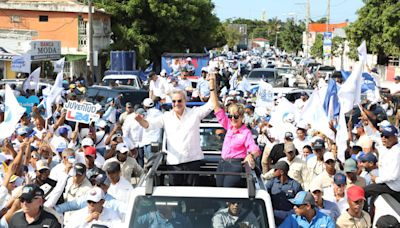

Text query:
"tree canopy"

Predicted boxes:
[[346, 0, 400, 64], [94, 0, 225, 68]]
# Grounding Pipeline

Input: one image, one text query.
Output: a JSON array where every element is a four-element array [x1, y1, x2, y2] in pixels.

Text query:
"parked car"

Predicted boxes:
[[246, 68, 283, 87], [316, 65, 336, 79], [86, 85, 148, 107]]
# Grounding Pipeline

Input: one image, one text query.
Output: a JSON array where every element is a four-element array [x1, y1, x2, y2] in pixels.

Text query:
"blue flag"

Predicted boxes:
[[323, 79, 340, 119], [361, 72, 376, 93], [341, 70, 351, 81]]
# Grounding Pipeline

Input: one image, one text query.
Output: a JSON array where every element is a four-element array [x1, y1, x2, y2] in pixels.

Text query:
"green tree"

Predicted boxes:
[[332, 36, 345, 57], [279, 19, 305, 53], [223, 23, 242, 49], [311, 34, 323, 59], [346, 0, 400, 64], [94, 0, 225, 69]]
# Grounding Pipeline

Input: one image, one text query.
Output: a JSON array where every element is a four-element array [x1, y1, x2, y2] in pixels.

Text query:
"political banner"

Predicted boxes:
[[17, 95, 40, 115], [11, 55, 31, 73], [64, 101, 99, 124]]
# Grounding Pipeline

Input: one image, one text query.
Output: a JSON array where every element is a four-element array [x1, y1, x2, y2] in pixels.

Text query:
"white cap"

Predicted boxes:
[[143, 98, 154, 108], [186, 57, 192, 62], [96, 120, 107, 129], [86, 187, 105, 203], [160, 69, 167, 76], [36, 160, 50, 171], [378, 120, 391, 127], [201, 67, 208, 73], [116, 143, 129, 154], [323, 152, 335, 163], [81, 138, 94, 147]]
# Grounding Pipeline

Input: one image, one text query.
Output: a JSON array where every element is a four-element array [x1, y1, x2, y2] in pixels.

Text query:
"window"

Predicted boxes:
[[39, 15, 48, 22], [10, 15, 21, 23]]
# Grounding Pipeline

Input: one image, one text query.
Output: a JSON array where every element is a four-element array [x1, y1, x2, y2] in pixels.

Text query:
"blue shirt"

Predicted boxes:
[[320, 199, 341, 221], [196, 78, 210, 97], [266, 177, 303, 211], [278, 209, 336, 228]]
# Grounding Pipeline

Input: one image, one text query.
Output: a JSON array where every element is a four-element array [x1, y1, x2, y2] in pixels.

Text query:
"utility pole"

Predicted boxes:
[[306, 0, 310, 58], [87, 0, 94, 85], [326, 0, 330, 32]]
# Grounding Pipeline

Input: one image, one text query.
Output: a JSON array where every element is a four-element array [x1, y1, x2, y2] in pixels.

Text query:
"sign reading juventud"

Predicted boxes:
[[29, 40, 61, 61]]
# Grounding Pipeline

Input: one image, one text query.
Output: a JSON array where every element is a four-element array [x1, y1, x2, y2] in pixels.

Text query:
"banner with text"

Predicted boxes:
[[64, 101, 99, 124]]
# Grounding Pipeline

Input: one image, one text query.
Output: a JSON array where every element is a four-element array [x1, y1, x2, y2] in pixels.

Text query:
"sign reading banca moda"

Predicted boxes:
[[64, 101, 99, 124], [29, 40, 61, 61]]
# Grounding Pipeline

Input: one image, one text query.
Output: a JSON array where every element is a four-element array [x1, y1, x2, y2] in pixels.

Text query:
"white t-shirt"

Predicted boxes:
[[149, 76, 167, 98], [107, 177, 133, 202], [68, 206, 122, 228]]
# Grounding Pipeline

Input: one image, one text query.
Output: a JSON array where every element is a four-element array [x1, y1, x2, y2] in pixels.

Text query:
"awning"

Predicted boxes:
[[65, 54, 86, 62]]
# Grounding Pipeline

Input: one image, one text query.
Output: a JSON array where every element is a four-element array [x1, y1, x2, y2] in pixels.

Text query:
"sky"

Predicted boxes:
[[213, 0, 365, 23]]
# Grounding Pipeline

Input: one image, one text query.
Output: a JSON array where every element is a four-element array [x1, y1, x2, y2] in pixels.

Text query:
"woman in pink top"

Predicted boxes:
[[209, 74, 261, 187]]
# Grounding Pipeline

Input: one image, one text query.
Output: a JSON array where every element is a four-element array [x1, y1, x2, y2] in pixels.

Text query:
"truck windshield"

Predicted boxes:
[[200, 127, 225, 151], [130, 196, 269, 228], [103, 78, 138, 88]]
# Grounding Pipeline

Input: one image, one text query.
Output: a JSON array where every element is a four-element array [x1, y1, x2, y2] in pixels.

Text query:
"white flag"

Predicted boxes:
[[336, 106, 348, 162], [45, 71, 64, 119], [301, 90, 335, 141], [22, 67, 41, 93], [338, 61, 363, 113], [0, 85, 26, 140], [357, 40, 367, 63], [53, 57, 65, 73]]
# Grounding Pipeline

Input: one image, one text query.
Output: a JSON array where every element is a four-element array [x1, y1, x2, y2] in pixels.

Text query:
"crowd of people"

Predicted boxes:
[[0, 52, 400, 228]]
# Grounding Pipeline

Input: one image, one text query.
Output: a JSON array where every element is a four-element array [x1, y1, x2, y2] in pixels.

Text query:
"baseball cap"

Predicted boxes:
[[74, 163, 86, 176], [135, 108, 146, 115], [16, 127, 28, 136], [284, 132, 294, 140], [323, 152, 335, 163], [313, 139, 325, 150], [347, 185, 366, 201], [201, 67, 208, 73], [376, 215, 400, 228], [93, 173, 110, 186], [310, 184, 322, 193], [333, 173, 347, 186], [289, 191, 316, 206], [359, 153, 378, 163], [381, 125, 398, 137], [377, 120, 391, 127], [125, 102, 132, 108], [344, 158, 358, 173], [9, 175, 18, 183], [284, 142, 296, 153], [58, 127, 68, 135], [36, 160, 49, 171], [20, 184, 44, 201], [86, 187, 105, 203], [143, 98, 154, 108], [273, 161, 290, 173], [186, 57, 192, 62], [116, 143, 129, 154], [84, 146, 97, 158], [96, 120, 107, 129], [81, 138, 94, 147]]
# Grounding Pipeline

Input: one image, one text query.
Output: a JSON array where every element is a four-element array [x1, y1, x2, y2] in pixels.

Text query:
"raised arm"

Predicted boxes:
[[209, 73, 221, 113]]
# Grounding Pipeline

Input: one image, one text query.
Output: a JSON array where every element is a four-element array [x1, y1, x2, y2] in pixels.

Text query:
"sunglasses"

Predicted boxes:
[[20, 197, 40, 204], [87, 200, 99, 205], [227, 114, 240, 120], [172, 99, 182, 103]]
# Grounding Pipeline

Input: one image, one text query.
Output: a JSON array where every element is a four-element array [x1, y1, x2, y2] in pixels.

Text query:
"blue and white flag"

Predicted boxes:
[[45, 71, 64, 119], [358, 40, 367, 63], [323, 79, 340, 119], [340, 70, 351, 81], [0, 85, 26, 140], [22, 67, 41, 93]]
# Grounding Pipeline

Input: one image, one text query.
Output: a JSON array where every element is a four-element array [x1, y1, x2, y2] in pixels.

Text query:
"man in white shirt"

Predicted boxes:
[[104, 161, 133, 202], [305, 139, 326, 191], [102, 144, 143, 184], [364, 124, 400, 213], [141, 98, 162, 160], [293, 127, 310, 157], [135, 89, 213, 186], [68, 187, 122, 228], [148, 72, 167, 102]]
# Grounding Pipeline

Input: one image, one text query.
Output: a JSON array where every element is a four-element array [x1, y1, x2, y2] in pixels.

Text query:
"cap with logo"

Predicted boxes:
[[333, 173, 347, 186], [74, 163, 87, 176], [313, 139, 325, 150], [347, 185, 366, 201], [284, 132, 294, 140], [20, 184, 44, 201], [116, 143, 129, 154], [289, 191, 316, 206], [344, 158, 358, 173], [58, 127, 69, 136], [381, 125, 398, 137], [86, 187, 105, 203], [359, 153, 378, 163]]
